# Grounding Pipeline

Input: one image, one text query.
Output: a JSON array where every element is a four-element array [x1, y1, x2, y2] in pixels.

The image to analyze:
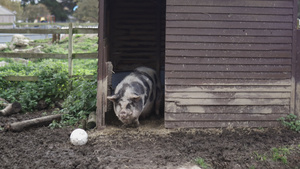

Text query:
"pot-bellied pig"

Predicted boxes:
[[107, 67, 161, 126]]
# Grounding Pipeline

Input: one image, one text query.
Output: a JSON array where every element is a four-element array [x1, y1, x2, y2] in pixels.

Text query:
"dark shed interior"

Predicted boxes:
[[107, 0, 166, 73]]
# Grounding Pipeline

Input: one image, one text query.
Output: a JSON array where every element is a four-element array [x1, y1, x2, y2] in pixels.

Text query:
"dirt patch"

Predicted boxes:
[[0, 111, 299, 169]]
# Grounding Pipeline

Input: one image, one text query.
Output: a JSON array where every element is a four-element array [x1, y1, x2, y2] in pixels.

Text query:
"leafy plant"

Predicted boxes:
[[278, 114, 300, 132], [0, 60, 70, 111], [49, 120, 62, 129], [0, 34, 98, 126], [272, 147, 290, 164], [60, 76, 97, 125], [253, 151, 267, 161], [195, 157, 211, 169]]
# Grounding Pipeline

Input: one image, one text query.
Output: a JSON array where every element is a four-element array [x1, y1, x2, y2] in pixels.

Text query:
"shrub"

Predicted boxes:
[[60, 76, 97, 125], [278, 114, 300, 132], [0, 60, 70, 111]]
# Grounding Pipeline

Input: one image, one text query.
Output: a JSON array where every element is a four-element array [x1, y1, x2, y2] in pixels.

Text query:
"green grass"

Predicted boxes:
[[41, 34, 98, 54]]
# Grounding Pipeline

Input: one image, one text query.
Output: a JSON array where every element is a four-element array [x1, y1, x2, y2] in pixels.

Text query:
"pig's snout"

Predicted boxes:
[[119, 111, 132, 119]]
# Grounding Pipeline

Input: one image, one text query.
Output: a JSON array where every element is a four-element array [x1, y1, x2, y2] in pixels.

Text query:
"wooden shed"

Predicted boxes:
[[0, 5, 15, 28], [96, 0, 300, 128]]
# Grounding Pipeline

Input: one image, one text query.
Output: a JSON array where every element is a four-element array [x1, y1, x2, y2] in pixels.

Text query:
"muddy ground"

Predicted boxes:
[[0, 111, 299, 169]]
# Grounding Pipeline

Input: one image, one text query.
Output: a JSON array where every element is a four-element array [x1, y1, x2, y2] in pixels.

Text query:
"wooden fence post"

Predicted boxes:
[[68, 23, 73, 76]]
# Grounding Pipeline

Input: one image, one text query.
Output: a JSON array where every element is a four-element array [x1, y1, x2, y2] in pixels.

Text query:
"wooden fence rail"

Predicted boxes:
[[0, 23, 98, 81]]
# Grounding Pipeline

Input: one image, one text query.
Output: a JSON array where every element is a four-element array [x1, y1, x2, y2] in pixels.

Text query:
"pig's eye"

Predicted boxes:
[[126, 104, 131, 109]]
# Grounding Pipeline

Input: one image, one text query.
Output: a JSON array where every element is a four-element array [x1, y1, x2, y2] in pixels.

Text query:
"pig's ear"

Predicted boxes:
[[107, 95, 118, 102], [130, 94, 141, 101]]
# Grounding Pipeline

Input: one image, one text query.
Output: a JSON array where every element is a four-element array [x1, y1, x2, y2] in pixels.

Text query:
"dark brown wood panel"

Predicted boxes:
[[165, 121, 281, 128], [166, 21, 292, 29], [166, 35, 292, 44], [165, 57, 291, 65], [167, 98, 290, 106], [165, 72, 291, 79], [166, 85, 292, 93], [166, 0, 293, 8], [165, 86, 291, 92], [165, 79, 291, 86], [166, 50, 291, 58], [165, 113, 288, 121], [166, 92, 291, 99], [167, 6, 292, 15], [166, 42, 291, 50], [165, 104, 289, 114], [166, 28, 293, 37], [165, 64, 291, 72], [166, 13, 292, 22], [165, 0, 295, 128]]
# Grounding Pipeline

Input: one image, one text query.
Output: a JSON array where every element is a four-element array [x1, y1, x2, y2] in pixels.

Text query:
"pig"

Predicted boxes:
[[107, 66, 161, 126]]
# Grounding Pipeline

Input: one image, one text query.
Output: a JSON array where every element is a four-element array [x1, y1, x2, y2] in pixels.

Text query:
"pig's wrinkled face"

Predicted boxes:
[[108, 90, 143, 125], [114, 98, 139, 124]]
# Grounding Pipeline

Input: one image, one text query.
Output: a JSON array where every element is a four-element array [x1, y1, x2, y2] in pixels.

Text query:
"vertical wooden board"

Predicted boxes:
[[96, 0, 107, 129], [296, 30, 300, 117], [290, 0, 298, 116]]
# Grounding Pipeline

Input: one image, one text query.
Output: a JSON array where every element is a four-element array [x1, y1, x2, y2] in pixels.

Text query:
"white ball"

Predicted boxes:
[[70, 128, 88, 146]]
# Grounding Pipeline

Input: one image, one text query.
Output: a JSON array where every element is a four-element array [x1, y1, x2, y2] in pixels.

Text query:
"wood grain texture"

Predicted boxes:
[[165, 0, 295, 128]]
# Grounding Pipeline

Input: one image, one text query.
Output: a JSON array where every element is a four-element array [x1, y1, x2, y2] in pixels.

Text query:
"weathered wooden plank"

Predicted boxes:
[[165, 121, 281, 128], [73, 28, 98, 34], [166, 13, 293, 22], [166, 35, 292, 44], [166, 28, 293, 37], [167, 0, 293, 8], [0, 29, 68, 34], [68, 23, 74, 76], [167, 98, 290, 106], [165, 92, 291, 99], [165, 57, 291, 65], [166, 6, 292, 15], [166, 42, 291, 51], [72, 53, 98, 59], [295, 27, 300, 117], [165, 71, 291, 79], [165, 86, 291, 92], [165, 103, 289, 114], [13, 22, 97, 27], [165, 64, 291, 72], [3, 76, 39, 82], [166, 21, 292, 29], [0, 53, 67, 59], [166, 50, 291, 58], [0, 53, 97, 59], [165, 113, 288, 121], [165, 79, 291, 86], [0, 28, 97, 34]]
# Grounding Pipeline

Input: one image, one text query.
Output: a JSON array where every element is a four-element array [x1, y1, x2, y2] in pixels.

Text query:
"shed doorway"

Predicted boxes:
[[102, 0, 166, 126], [107, 0, 166, 73]]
